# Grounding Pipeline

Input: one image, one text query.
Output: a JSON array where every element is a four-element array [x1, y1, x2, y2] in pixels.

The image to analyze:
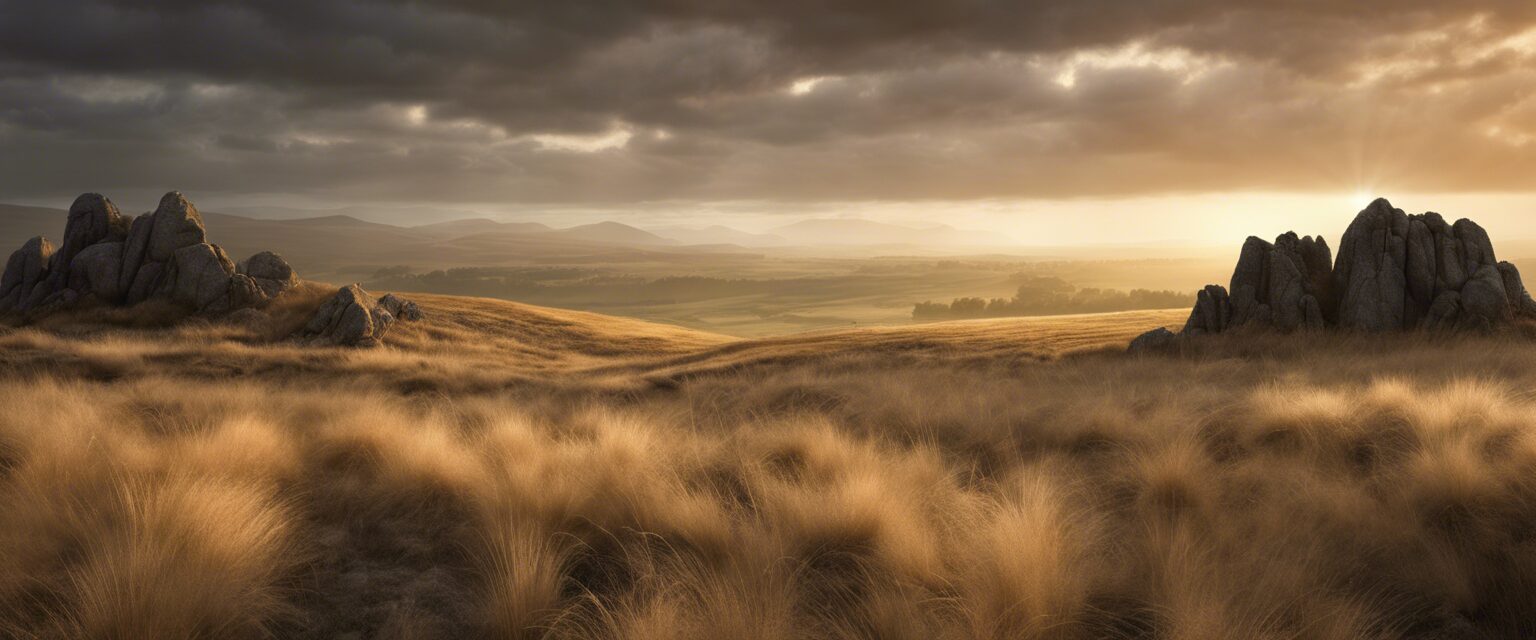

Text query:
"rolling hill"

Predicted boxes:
[[0, 290, 1186, 385], [410, 218, 554, 238], [545, 221, 675, 246]]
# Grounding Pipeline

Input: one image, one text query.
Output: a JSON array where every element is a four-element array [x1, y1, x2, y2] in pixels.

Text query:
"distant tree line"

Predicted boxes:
[[913, 276, 1193, 320]]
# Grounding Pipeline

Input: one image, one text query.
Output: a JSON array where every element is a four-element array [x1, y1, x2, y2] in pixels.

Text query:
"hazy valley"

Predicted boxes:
[[0, 203, 1224, 336]]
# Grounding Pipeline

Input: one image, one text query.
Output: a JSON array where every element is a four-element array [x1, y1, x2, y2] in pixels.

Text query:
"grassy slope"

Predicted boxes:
[[5, 293, 1534, 639], [0, 293, 1185, 385], [588, 309, 1188, 382]]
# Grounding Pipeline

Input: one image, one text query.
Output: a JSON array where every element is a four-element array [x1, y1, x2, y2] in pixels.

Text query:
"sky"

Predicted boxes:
[[4, 1, 1536, 245]]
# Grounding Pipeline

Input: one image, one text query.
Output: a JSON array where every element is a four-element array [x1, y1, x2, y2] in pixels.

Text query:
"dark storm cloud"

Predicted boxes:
[[2, 0, 1536, 204]]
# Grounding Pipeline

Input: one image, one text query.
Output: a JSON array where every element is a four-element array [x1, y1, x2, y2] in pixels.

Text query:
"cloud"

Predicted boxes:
[[2, 0, 1536, 206]]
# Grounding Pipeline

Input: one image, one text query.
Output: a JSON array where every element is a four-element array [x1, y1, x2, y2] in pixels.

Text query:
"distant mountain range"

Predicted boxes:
[[0, 202, 1025, 285], [222, 204, 487, 227]]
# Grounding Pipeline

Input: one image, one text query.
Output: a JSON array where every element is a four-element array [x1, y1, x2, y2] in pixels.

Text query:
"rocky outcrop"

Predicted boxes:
[[1137, 198, 1536, 349], [0, 237, 53, 311], [0, 191, 276, 316], [1218, 232, 1332, 333], [301, 284, 409, 347], [377, 293, 423, 321], [0, 191, 421, 348]]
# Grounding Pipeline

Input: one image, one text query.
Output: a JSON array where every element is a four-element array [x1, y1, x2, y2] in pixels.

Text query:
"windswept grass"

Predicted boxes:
[[3, 300, 1536, 637]]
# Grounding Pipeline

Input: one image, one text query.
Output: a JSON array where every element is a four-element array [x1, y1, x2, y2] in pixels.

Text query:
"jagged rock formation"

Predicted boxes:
[[0, 191, 421, 347], [1332, 201, 1536, 332], [0, 192, 259, 315], [1185, 232, 1334, 335], [1134, 198, 1536, 351]]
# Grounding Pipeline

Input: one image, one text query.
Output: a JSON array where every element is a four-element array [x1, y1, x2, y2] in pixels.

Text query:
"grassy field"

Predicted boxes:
[[359, 256, 1215, 337], [3, 294, 1535, 638]]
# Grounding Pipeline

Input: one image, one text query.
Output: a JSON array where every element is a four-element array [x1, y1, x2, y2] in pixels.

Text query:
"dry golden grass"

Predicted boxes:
[[3, 296, 1536, 638]]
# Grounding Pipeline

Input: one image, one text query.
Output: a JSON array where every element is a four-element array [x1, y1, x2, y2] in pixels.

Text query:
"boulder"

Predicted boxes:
[[147, 192, 207, 262], [301, 285, 423, 347], [238, 251, 297, 299], [67, 241, 125, 303], [30, 193, 127, 307], [1128, 327, 1178, 354], [50, 193, 125, 275], [303, 284, 393, 347], [222, 274, 268, 313], [0, 236, 54, 312], [378, 293, 423, 321], [165, 243, 236, 311]]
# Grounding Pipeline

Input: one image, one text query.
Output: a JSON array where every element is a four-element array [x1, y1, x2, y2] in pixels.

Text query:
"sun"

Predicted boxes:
[[1349, 190, 1375, 210]]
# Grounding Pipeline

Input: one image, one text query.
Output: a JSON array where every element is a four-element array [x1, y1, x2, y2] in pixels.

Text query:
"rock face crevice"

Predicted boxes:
[[1138, 198, 1536, 350], [0, 191, 420, 347]]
